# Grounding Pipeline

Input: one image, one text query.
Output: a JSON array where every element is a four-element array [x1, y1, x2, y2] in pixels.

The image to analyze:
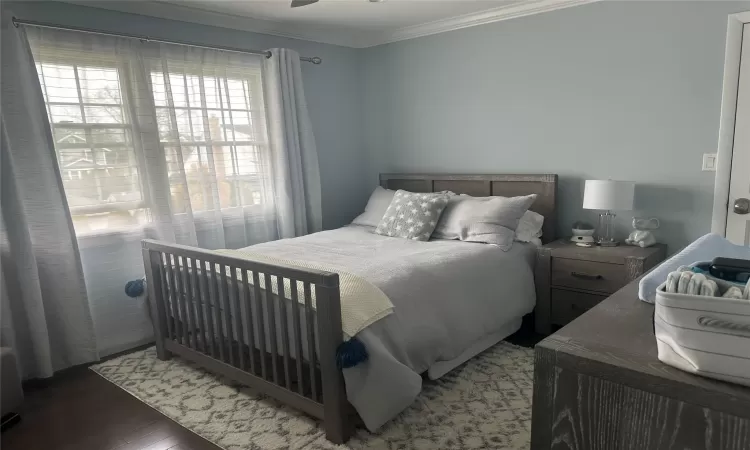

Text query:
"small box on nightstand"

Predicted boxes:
[[534, 239, 667, 334]]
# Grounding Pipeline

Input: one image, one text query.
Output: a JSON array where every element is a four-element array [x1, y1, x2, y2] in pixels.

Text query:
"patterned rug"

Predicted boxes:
[[91, 342, 534, 450]]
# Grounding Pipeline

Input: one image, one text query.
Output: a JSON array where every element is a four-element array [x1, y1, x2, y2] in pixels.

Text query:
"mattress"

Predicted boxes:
[[175, 225, 537, 431]]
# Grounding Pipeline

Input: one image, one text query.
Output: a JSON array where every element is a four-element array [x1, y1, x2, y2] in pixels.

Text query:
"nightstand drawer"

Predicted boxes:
[[550, 288, 607, 325], [551, 258, 625, 294]]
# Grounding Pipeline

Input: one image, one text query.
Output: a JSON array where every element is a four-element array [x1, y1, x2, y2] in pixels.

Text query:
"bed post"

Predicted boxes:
[[315, 273, 352, 444], [142, 245, 171, 361]]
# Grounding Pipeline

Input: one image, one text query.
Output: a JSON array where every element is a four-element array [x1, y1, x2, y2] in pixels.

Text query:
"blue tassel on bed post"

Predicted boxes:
[[336, 337, 368, 369], [125, 277, 146, 297]]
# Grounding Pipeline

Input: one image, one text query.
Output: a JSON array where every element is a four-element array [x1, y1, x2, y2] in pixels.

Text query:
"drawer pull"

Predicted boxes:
[[571, 272, 603, 281]]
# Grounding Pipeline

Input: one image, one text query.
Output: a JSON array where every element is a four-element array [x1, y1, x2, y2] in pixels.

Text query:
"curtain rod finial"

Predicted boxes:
[[311, 57, 322, 65], [12, 16, 20, 28]]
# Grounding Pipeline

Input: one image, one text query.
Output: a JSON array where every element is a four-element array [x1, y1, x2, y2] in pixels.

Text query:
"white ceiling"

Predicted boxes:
[[171, 0, 524, 31], [69, 0, 596, 48]]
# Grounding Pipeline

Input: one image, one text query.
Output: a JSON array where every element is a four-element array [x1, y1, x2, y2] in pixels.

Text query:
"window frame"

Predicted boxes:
[[34, 47, 272, 228], [35, 52, 146, 218], [148, 60, 270, 213]]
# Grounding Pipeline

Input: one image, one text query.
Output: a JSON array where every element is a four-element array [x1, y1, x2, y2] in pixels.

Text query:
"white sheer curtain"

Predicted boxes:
[[1, 16, 97, 378], [25, 28, 321, 356]]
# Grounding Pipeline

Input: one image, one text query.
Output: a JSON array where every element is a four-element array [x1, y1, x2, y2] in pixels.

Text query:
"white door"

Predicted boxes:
[[727, 24, 750, 245]]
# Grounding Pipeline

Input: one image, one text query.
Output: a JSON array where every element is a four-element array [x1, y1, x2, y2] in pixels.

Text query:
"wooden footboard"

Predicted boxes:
[[141, 239, 353, 443]]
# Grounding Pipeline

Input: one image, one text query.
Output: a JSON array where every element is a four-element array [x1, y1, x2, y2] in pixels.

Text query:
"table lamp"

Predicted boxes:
[[582, 180, 635, 247]]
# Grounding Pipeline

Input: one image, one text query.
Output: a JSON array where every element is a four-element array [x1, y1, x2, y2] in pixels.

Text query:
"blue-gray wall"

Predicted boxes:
[[6, 0, 368, 230], [362, 0, 750, 253]]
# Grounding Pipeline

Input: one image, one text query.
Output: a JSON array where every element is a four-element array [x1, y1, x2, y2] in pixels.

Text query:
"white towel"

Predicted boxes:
[[638, 233, 750, 303]]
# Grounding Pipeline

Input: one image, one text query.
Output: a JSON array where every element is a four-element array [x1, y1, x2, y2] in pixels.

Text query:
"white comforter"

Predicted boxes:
[[245, 225, 537, 431]]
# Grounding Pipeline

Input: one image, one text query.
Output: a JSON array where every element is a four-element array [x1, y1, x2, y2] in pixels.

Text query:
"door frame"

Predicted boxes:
[[712, 11, 750, 236]]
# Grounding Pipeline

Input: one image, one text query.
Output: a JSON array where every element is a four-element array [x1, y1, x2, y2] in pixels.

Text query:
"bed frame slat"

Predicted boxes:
[[190, 258, 207, 353], [231, 266, 246, 370], [304, 282, 318, 401], [212, 262, 227, 362], [253, 270, 268, 380], [265, 273, 280, 385], [143, 249, 169, 359], [241, 269, 256, 375], [159, 253, 174, 341], [277, 276, 292, 390], [291, 281, 304, 395], [181, 256, 195, 348], [203, 260, 218, 358], [223, 264, 236, 367], [164, 254, 179, 341], [183, 257, 198, 350], [198, 259, 216, 357], [172, 254, 187, 345]]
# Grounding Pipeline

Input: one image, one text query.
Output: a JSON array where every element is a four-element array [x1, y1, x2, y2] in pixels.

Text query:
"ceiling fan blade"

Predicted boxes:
[[291, 0, 318, 7]]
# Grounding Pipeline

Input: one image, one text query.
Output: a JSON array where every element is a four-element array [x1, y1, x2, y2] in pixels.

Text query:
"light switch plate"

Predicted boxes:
[[702, 153, 717, 171]]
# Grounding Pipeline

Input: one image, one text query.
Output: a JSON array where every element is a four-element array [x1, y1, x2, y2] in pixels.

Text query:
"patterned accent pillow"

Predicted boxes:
[[375, 190, 450, 240]]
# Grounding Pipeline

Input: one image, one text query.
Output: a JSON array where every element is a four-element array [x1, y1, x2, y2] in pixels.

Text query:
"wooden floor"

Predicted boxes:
[[1, 320, 543, 450], [1, 365, 222, 450]]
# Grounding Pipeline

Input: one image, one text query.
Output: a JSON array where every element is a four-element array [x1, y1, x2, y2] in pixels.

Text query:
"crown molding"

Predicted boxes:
[[63, 1, 377, 48], [62, 0, 598, 49], [379, 0, 599, 46]]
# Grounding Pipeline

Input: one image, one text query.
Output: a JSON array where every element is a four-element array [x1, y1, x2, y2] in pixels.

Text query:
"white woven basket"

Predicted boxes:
[[654, 278, 750, 387]]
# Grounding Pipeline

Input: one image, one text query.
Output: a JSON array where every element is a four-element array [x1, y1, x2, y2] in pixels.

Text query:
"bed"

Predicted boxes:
[[141, 173, 558, 443]]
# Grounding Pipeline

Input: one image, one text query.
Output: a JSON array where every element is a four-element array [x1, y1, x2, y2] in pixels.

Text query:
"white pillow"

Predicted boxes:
[[432, 194, 537, 250], [515, 210, 545, 242], [351, 186, 395, 228]]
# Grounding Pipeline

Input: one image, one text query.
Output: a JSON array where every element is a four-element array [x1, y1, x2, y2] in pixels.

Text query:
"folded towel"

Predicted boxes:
[[638, 233, 750, 303]]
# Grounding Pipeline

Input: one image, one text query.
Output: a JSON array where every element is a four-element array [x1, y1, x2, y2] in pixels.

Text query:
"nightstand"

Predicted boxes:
[[535, 239, 667, 334]]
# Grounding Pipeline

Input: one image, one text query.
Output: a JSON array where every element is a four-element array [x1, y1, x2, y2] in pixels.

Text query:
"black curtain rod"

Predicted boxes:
[[12, 17, 323, 65]]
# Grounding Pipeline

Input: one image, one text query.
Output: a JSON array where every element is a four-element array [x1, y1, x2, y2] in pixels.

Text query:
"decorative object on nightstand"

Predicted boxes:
[[534, 238, 666, 334], [626, 217, 660, 248], [570, 221, 595, 247], [583, 179, 635, 247]]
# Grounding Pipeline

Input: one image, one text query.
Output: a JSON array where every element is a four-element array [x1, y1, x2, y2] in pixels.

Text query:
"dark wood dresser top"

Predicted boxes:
[[537, 279, 750, 420], [542, 239, 667, 264]]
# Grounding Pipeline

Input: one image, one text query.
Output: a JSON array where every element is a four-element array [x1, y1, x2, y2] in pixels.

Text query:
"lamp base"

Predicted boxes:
[[596, 211, 618, 246]]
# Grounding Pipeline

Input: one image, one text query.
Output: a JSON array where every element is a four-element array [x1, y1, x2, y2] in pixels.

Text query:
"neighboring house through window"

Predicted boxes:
[[34, 50, 270, 235]]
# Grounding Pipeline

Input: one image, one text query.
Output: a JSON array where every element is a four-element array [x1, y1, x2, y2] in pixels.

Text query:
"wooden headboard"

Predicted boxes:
[[380, 173, 558, 243]]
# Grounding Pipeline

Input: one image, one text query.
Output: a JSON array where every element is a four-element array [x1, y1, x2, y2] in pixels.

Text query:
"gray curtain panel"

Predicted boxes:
[[263, 48, 322, 237], [0, 16, 98, 379]]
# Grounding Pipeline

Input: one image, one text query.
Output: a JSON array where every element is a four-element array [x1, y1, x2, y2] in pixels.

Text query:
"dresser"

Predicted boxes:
[[534, 240, 666, 334], [531, 280, 750, 450]]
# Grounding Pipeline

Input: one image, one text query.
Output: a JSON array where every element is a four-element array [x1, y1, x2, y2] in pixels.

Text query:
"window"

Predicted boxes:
[[36, 61, 146, 233], [150, 68, 268, 213], [33, 50, 270, 235]]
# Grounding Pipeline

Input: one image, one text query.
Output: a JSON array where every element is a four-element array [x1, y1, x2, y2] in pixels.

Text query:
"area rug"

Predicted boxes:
[[91, 342, 533, 450]]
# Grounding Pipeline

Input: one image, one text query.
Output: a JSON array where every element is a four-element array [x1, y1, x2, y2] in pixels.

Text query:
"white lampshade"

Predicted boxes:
[[583, 180, 635, 211]]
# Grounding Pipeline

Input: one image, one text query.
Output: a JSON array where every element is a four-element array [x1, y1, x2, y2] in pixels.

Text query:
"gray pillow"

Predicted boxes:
[[351, 186, 395, 228], [433, 194, 537, 250], [375, 190, 449, 241]]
